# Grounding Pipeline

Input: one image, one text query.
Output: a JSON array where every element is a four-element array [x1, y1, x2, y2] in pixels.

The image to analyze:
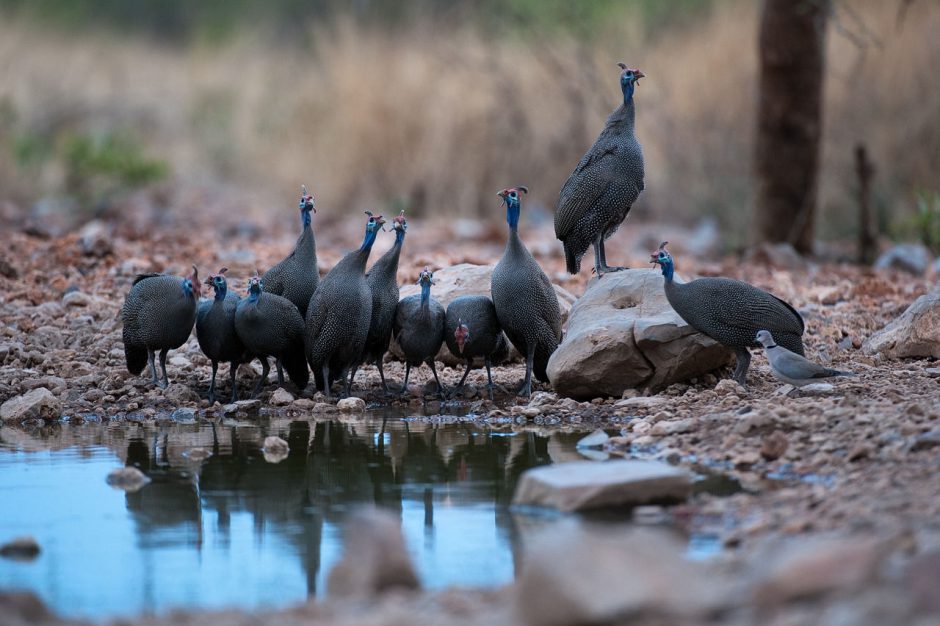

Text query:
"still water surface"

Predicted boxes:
[[0, 412, 589, 619]]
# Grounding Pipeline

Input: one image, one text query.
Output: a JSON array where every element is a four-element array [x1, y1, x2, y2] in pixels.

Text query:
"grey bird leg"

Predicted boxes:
[[228, 361, 239, 403], [484, 358, 495, 402], [341, 367, 352, 399], [251, 358, 270, 398], [375, 360, 390, 396], [347, 365, 360, 393], [450, 361, 473, 399], [321, 364, 331, 400], [208, 361, 218, 404], [158, 349, 170, 389], [518, 346, 534, 397], [732, 348, 751, 388], [427, 360, 445, 400], [147, 349, 159, 387], [401, 363, 411, 397], [276, 360, 284, 386], [599, 238, 626, 273]]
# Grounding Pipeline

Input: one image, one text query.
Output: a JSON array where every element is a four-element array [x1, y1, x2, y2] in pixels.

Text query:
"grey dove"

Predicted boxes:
[[756, 330, 853, 387]]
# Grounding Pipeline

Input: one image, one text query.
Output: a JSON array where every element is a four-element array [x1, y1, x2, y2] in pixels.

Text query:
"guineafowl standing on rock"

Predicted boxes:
[[492, 187, 562, 397], [234, 275, 309, 398], [651, 242, 805, 388], [262, 186, 318, 317], [306, 212, 386, 399], [555, 63, 645, 276], [196, 268, 246, 404], [122, 265, 201, 389], [351, 211, 408, 394], [393, 267, 446, 399], [444, 295, 509, 400]]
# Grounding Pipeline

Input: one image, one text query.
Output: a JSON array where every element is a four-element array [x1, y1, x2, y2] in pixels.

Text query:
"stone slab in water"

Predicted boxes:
[[512, 459, 692, 512]]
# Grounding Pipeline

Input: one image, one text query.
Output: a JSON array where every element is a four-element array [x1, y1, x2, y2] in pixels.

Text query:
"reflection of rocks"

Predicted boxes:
[[547, 270, 732, 399], [262, 435, 289, 463], [513, 459, 692, 512], [106, 467, 151, 492], [327, 508, 420, 598]]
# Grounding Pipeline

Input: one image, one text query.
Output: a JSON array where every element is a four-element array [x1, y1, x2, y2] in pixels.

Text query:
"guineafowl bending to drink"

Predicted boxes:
[[393, 267, 446, 399], [492, 186, 562, 397], [234, 275, 309, 397], [196, 268, 246, 404], [555, 63, 645, 276], [306, 212, 386, 399], [350, 211, 407, 394], [262, 186, 319, 317], [444, 295, 508, 400], [122, 265, 201, 389], [651, 242, 804, 387]]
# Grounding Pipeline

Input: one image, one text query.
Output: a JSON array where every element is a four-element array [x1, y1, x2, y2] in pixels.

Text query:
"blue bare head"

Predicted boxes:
[[299, 185, 315, 229], [360, 211, 387, 251], [649, 241, 674, 282], [497, 186, 528, 230], [204, 267, 229, 300], [418, 266, 433, 304], [247, 274, 263, 301], [618, 63, 645, 103]]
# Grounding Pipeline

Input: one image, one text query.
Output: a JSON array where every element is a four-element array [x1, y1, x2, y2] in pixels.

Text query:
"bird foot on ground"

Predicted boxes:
[[592, 265, 628, 276]]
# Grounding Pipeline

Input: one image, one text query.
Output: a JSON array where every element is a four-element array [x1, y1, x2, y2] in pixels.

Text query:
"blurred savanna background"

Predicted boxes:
[[0, 0, 937, 259]]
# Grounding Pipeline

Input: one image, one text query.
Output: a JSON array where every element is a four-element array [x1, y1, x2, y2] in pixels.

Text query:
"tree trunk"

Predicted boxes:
[[754, 0, 830, 254]]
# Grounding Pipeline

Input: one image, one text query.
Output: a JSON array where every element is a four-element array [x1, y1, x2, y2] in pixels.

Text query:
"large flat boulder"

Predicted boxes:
[[863, 287, 940, 358], [392, 263, 576, 366], [512, 459, 692, 512], [546, 269, 732, 399]]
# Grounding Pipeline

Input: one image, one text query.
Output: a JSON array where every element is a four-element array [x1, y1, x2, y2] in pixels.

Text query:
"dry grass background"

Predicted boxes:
[[0, 0, 937, 247]]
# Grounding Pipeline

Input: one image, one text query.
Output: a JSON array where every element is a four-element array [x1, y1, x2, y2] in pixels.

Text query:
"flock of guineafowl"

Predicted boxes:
[[122, 64, 852, 405]]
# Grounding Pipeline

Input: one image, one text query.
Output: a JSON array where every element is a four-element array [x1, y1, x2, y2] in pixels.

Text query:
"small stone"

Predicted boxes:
[[632, 435, 657, 447], [760, 430, 789, 461], [650, 418, 694, 436], [511, 405, 542, 418], [262, 436, 290, 463], [1, 388, 60, 422], [732, 451, 761, 468], [714, 379, 745, 395], [164, 383, 199, 405], [337, 397, 366, 412], [168, 355, 191, 368], [631, 420, 652, 435], [576, 429, 609, 448], [847, 442, 873, 462], [0, 536, 41, 561], [910, 429, 940, 452], [291, 397, 316, 410], [512, 459, 692, 512], [221, 403, 239, 416], [78, 219, 113, 257], [800, 382, 835, 395], [106, 467, 151, 492], [270, 388, 295, 406], [925, 367, 940, 378], [874, 242, 933, 275], [234, 399, 261, 414], [614, 396, 670, 410], [62, 291, 92, 307]]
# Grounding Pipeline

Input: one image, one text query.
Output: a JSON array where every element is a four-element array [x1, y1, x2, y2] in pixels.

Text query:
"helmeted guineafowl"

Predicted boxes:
[[492, 186, 562, 397], [393, 267, 446, 399], [122, 265, 201, 389], [196, 267, 246, 404], [234, 274, 309, 397], [305, 212, 386, 399], [351, 210, 407, 394], [444, 294, 508, 400], [555, 63, 645, 276], [651, 242, 805, 387], [261, 186, 318, 317]]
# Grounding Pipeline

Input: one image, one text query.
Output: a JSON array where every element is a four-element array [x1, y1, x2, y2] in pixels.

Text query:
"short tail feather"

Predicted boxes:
[[563, 240, 580, 275], [282, 349, 310, 390], [125, 344, 147, 375]]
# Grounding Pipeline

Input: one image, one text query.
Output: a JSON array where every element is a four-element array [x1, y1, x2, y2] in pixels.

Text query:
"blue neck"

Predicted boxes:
[[660, 260, 674, 283], [182, 280, 194, 298], [360, 228, 378, 252], [248, 286, 261, 302], [394, 227, 405, 245], [301, 209, 311, 230], [420, 281, 430, 306], [622, 80, 635, 104], [506, 199, 520, 231], [213, 283, 227, 301]]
